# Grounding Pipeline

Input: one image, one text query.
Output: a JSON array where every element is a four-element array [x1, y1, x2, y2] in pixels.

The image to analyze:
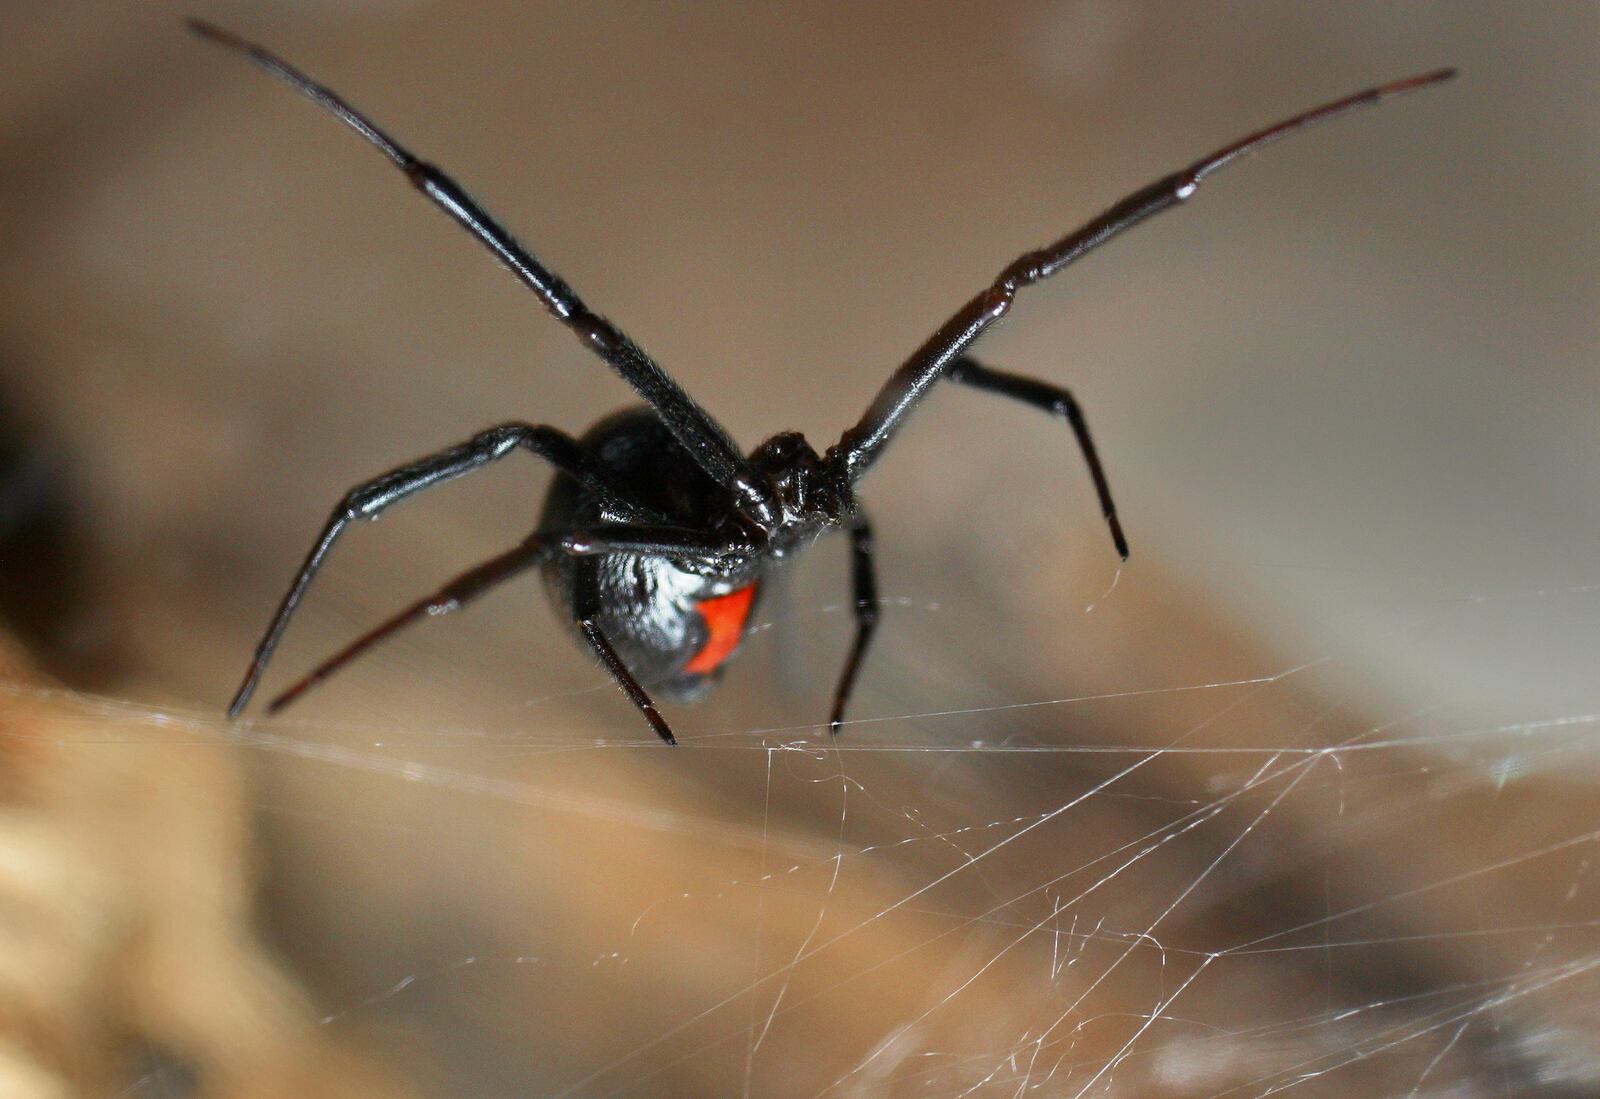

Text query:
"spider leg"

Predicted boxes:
[[556, 525, 757, 560], [947, 357, 1127, 560], [829, 513, 878, 734], [266, 522, 753, 740], [229, 422, 654, 717], [573, 558, 677, 745], [267, 534, 548, 714], [188, 21, 778, 527], [829, 68, 1455, 482]]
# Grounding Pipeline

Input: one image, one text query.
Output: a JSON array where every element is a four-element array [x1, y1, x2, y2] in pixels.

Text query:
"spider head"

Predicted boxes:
[[748, 431, 851, 533]]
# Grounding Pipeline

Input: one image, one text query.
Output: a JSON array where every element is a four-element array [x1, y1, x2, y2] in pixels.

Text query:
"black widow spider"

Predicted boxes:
[[196, 21, 1453, 744]]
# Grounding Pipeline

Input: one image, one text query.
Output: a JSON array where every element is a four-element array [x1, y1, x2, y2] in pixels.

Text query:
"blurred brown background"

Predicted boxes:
[[3, 3, 1599, 1096]]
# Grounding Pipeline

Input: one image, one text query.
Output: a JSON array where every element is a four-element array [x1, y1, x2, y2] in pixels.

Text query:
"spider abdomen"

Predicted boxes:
[[539, 407, 765, 699]]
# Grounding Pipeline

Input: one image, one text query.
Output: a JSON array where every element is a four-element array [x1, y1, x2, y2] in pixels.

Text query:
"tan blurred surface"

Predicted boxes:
[[0, 639, 409, 1098], [3, 3, 1599, 1096]]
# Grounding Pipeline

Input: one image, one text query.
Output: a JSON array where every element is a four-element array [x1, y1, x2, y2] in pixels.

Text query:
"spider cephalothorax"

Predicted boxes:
[[195, 20, 1453, 743], [748, 432, 852, 537]]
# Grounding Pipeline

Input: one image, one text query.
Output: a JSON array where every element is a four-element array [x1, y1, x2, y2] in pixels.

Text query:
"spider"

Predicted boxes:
[[196, 20, 1453, 744]]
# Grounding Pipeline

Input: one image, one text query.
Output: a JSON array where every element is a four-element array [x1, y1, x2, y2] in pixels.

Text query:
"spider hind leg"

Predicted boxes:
[[228, 422, 653, 717], [267, 534, 550, 714]]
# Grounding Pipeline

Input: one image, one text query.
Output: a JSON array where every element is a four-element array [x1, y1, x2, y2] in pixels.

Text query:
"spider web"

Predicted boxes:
[[48, 530, 1600, 1098]]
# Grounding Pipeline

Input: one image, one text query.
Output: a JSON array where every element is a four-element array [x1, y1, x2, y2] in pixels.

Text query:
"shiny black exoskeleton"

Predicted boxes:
[[539, 409, 804, 704], [196, 21, 1453, 742]]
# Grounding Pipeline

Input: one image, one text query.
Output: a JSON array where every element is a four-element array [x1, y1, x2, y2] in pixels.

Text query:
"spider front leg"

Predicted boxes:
[[229, 422, 659, 717], [828, 69, 1453, 486], [190, 21, 780, 527], [829, 513, 878, 734], [946, 356, 1127, 560]]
